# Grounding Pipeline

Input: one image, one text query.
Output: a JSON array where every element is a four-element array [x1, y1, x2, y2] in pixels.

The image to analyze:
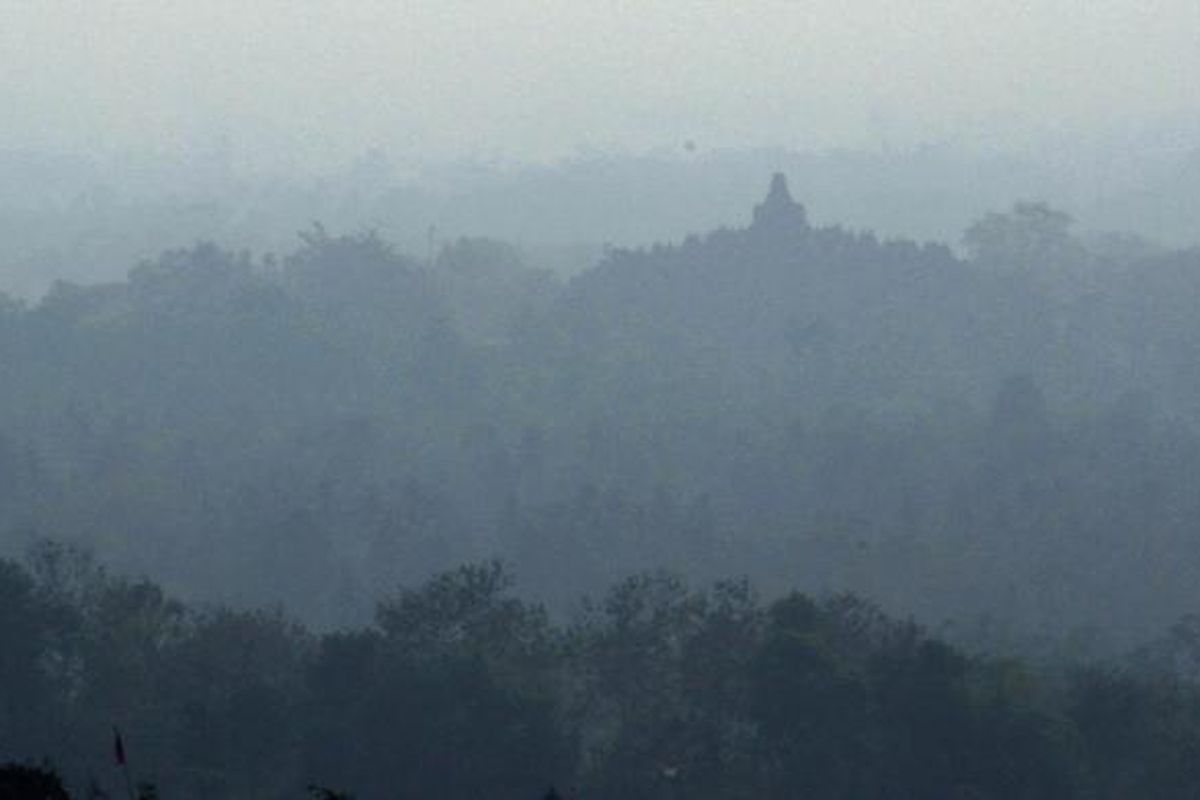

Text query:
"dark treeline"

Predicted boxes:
[[1, 176, 1200, 644], [4, 144, 1197, 299], [7, 547, 1200, 799]]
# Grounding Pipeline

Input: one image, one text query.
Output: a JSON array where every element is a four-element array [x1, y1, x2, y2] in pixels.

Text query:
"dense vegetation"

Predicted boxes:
[[4, 173, 1200, 795], [7, 548, 1200, 799], [1, 176, 1199, 644], [4, 145, 1196, 299]]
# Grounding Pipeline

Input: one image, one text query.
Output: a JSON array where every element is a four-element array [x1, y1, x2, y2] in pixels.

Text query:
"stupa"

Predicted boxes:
[[751, 173, 808, 232]]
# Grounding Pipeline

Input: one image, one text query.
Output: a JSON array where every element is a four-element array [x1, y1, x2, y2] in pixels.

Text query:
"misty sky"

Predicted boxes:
[[2, 1, 1198, 168]]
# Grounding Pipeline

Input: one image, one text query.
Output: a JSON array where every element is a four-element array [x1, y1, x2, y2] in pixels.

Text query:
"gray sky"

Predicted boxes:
[[2, 1, 1198, 168]]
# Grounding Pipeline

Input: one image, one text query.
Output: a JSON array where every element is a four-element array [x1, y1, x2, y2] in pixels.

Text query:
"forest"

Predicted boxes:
[[4, 173, 1200, 796], [7, 549, 1200, 799]]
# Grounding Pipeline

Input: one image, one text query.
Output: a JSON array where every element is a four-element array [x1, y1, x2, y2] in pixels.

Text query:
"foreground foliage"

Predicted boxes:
[[3, 551, 1200, 799]]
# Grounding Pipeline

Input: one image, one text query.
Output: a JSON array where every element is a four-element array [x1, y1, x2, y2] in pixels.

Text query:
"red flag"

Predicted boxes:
[[113, 728, 126, 766]]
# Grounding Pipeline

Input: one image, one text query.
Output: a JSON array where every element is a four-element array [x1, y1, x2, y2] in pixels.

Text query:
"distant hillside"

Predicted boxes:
[[1, 175, 1200, 644], [2, 143, 1196, 298]]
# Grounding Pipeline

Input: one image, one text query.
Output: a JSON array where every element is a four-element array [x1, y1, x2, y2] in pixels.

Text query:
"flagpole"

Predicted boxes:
[[113, 727, 137, 800]]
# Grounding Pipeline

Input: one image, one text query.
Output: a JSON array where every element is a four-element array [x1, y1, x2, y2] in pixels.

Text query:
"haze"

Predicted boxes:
[[9, 5, 1200, 796], [3, 1, 1198, 166]]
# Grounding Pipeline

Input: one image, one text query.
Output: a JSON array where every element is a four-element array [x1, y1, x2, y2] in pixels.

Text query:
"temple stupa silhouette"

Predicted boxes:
[[751, 173, 808, 232]]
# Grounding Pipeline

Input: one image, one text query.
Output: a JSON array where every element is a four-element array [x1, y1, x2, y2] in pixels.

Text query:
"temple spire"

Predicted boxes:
[[752, 173, 807, 231]]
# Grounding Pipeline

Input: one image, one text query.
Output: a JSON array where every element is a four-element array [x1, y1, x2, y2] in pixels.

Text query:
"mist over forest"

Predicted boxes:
[[5, 1, 1200, 796], [4, 149, 1200, 796], [2, 139, 1199, 299], [1, 162, 1198, 636]]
